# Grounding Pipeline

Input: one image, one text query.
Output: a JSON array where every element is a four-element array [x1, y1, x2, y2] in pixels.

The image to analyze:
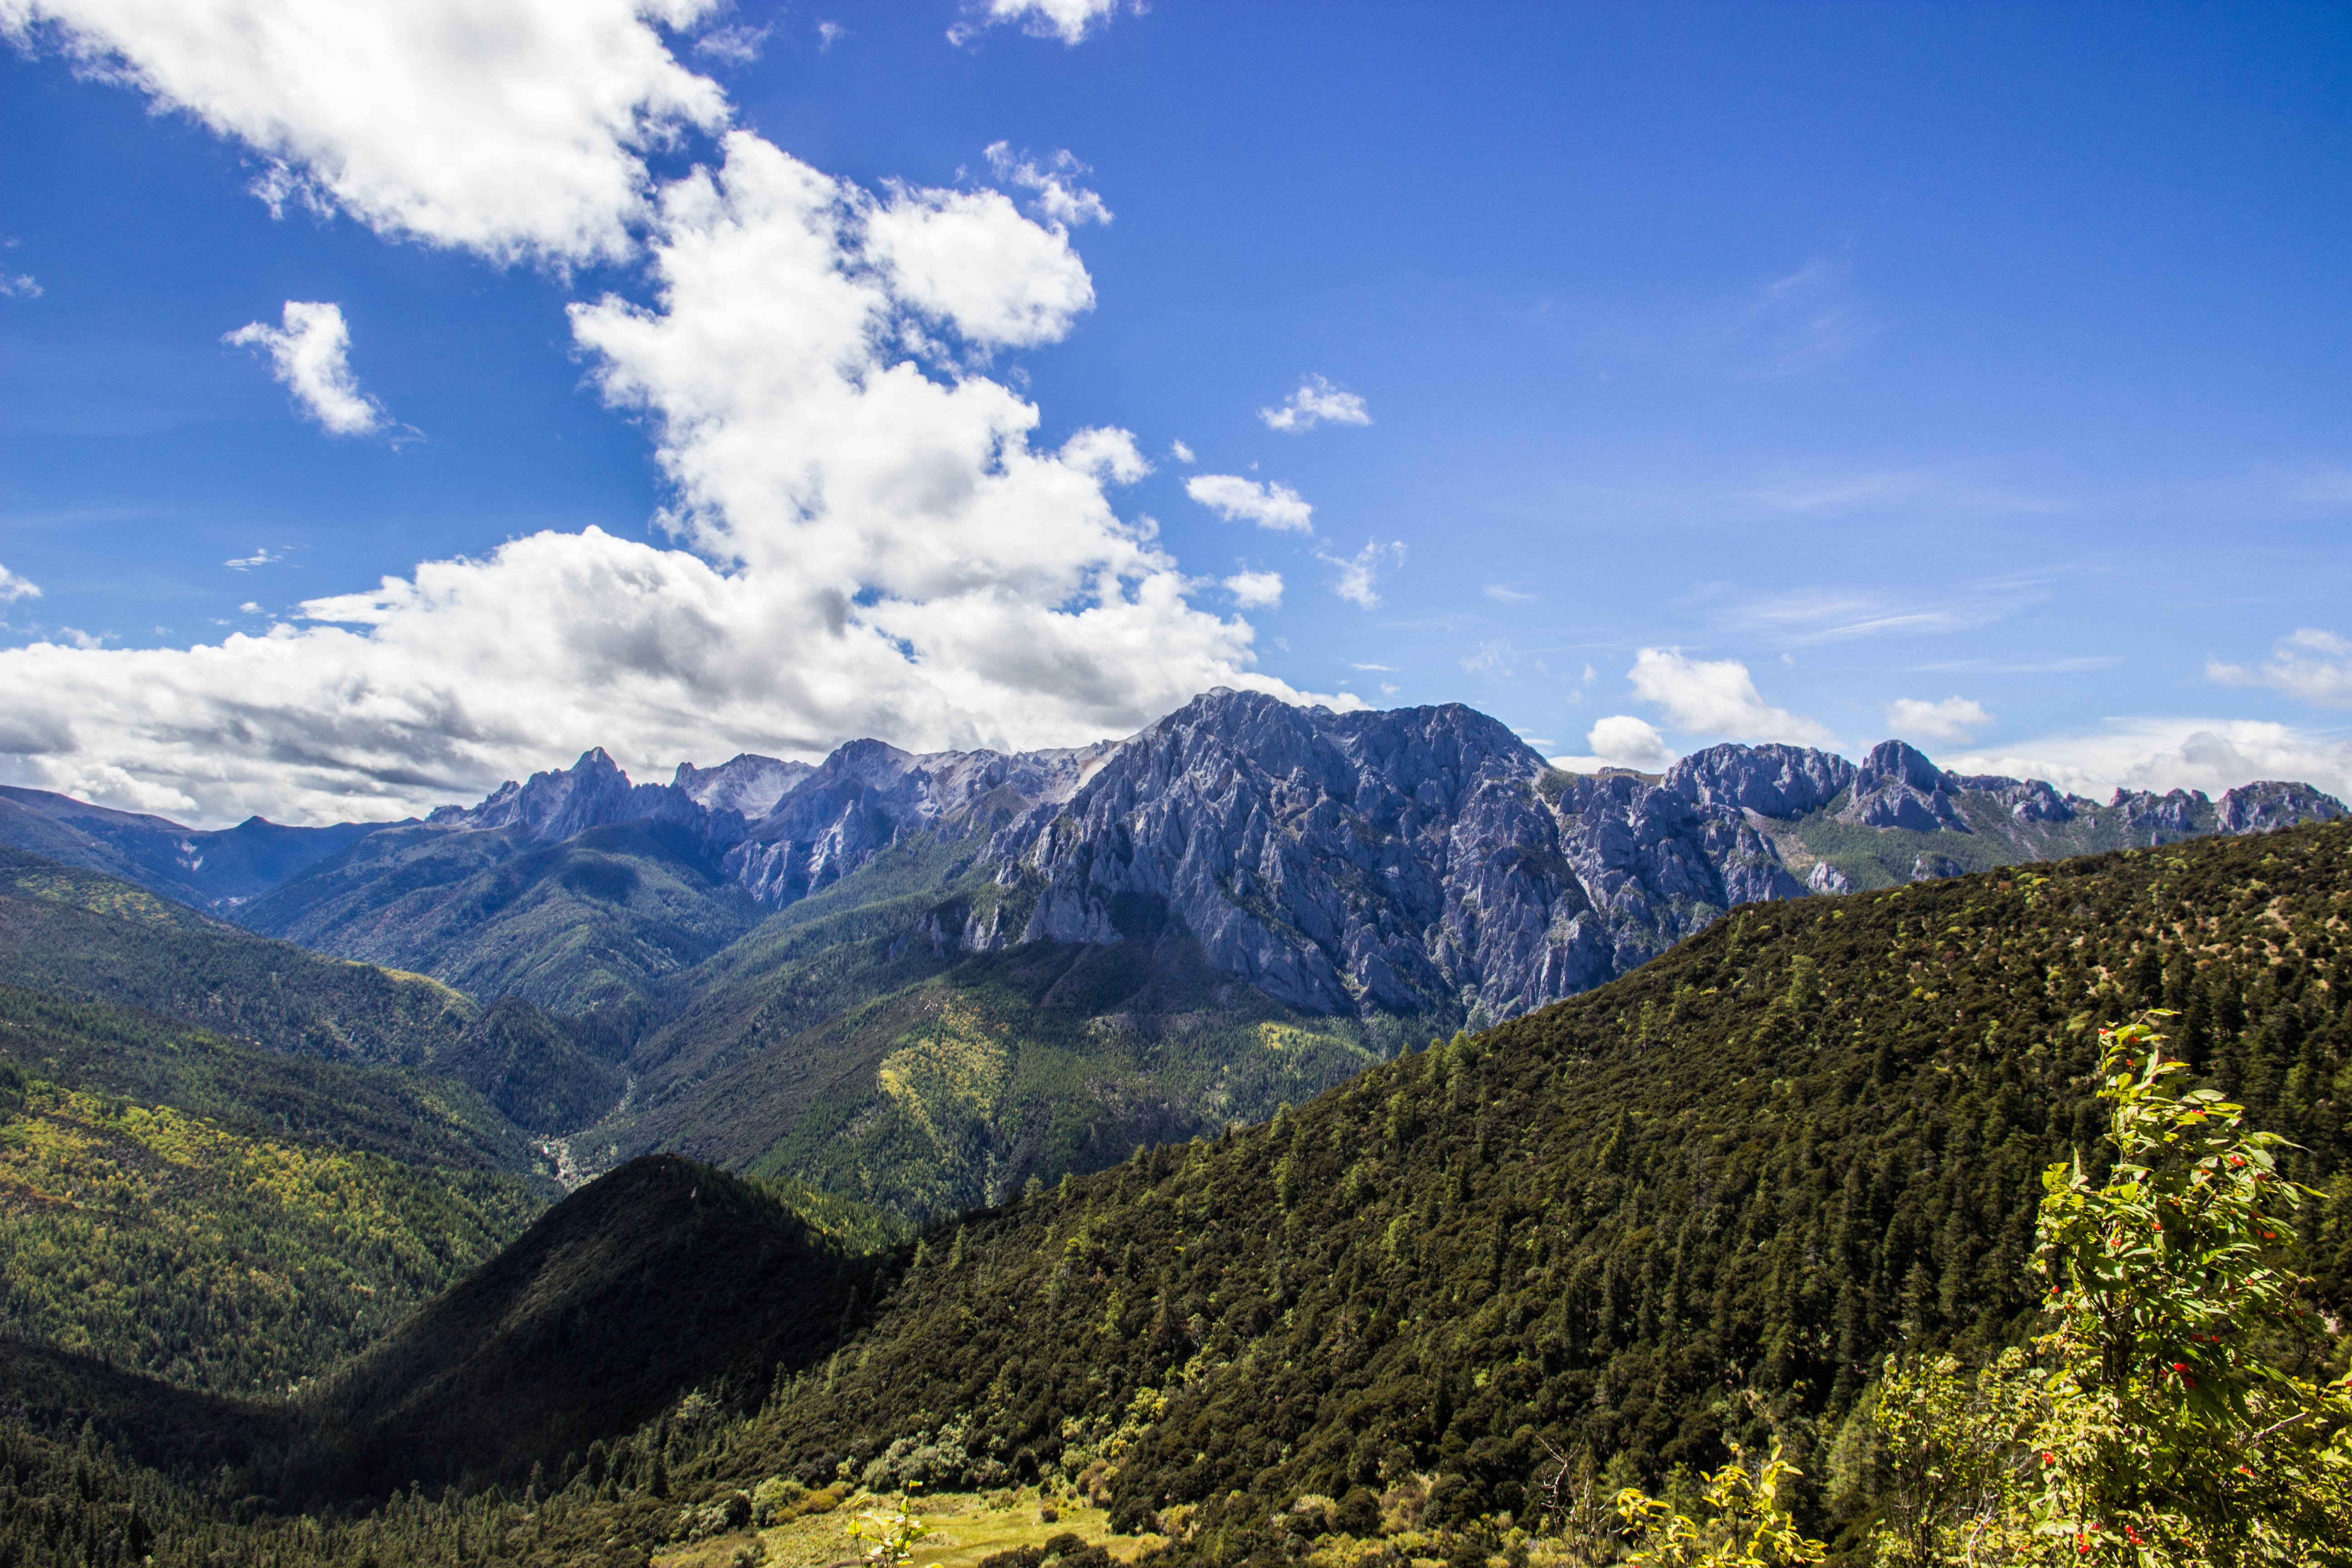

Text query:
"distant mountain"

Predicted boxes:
[[238, 811, 769, 1017], [229, 694, 2347, 1036], [0, 784, 387, 911]]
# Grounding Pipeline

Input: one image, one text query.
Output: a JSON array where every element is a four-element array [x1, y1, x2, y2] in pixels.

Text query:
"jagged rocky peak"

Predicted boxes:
[[1949, 773, 2078, 823], [1665, 742, 1854, 818], [721, 733, 1118, 908], [458, 747, 694, 844], [986, 690, 1588, 1020], [671, 754, 812, 820], [2107, 786, 2215, 839], [1841, 739, 1969, 832], [2219, 779, 2348, 834]]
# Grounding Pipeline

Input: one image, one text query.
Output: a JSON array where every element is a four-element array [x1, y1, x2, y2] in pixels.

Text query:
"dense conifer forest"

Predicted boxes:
[[0, 820, 2342, 1565]]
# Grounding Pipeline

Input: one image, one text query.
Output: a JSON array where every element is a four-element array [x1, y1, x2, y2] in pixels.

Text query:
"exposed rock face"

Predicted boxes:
[[381, 697, 2352, 1027], [437, 748, 699, 843], [2216, 780, 2345, 834], [1842, 740, 1968, 831], [979, 691, 1593, 1019], [720, 738, 1112, 906], [671, 755, 812, 821], [1951, 774, 2078, 823], [1667, 744, 1853, 818]]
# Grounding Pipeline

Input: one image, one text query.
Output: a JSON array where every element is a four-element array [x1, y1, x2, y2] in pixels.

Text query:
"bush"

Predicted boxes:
[[1870, 1015, 2352, 1565]]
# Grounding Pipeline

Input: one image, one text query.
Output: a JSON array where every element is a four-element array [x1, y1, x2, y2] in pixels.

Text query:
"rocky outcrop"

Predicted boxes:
[[431, 748, 700, 844], [1842, 740, 1968, 831], [2216, 780, 2345, 835], [978, 691, 1599, 1020], [1950, 774, 2078, 823], [720, 738, 1113, 906], [671, 755, 812, 821]]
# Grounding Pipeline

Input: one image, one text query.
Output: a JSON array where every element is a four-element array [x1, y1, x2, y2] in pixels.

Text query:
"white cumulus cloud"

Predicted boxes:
[[1886, 694, 1991, 745], [1, 0, 730, 265], [983, 143, 1111, 229], [1947, 718, 2352, 804], [1547, 715, 1677, 775], [223, 301, 387, 436], [863, 179, 1098, 348], [1259, 373, 1370, 433], [1185, 474, 1314, 534], [1222, 570, 1282, 609], [0, 42, 1358, 825], [2209, 628, 2352, 707], [0, 563, 39, 603], [949, 0, 1134, 47], [1626, 647, 1838, 747]]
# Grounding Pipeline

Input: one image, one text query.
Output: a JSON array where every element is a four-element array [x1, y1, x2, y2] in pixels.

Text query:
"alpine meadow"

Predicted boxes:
[[3, 4, 2351, 1567]]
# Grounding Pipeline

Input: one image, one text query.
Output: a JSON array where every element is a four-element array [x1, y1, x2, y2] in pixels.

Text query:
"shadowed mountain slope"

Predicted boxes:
[[0, 785, 387, 912], [282, 1155, 875, 1500], [238, 815, 768, 1017]]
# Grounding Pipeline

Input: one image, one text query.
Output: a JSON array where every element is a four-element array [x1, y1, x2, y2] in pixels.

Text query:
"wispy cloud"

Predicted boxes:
[[223, 301, 391, 437], [0, 273, 39, 299], [1462, 640, 1515, 677], [1318, 538, 1406, 609], [1911, 655, 2122, 674], [1168, 439, 1195, 464], [817, 20, 848, 50], [1484, 584, 1535, 604], [1350, 662, 1394, 671], [0, 564, 39, 604], [1747, 466, 2061, 519], [1186, 474, 1314, 533], [1886, 695, 1992, 745], [1259, 374, 1370, 433], [1724, 585, 2011, 647], [1702, 254, 1874, 378], [2209, 628, 2352, 707], [692, 24, 769, 65], [984, 143, 1111, 228], [224, 548, 284, 571]]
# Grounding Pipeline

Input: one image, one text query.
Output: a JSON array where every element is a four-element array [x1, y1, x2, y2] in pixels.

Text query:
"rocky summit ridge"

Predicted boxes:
[[5, 692, 2342, 1027], [384, 691, 2347, 1026]]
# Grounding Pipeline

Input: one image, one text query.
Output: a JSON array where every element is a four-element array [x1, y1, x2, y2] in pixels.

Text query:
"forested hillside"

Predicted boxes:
[[607, 833, 1388, 1217], [532, 816, 2349, 1563], [0, 845, 476, 1067], [0, 819, 2342, 1567], [0, 984, 549, 1396]]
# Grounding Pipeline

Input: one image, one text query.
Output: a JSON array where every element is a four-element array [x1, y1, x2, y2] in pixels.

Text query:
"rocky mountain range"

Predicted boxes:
[[3, 690, 2342, 1032]]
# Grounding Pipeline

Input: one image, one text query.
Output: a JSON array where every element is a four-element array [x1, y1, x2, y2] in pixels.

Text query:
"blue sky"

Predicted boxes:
[[2, 0, 2349, 824]]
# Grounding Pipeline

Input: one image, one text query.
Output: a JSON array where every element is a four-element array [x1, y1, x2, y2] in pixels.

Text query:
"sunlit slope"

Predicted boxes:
[[0, 986, 546, 1396], [588, 838, 1389, 1216]]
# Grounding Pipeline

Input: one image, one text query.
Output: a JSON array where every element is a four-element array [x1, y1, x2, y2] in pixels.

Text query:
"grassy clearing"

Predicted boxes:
[[655, 1491, 1158, 1568]]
